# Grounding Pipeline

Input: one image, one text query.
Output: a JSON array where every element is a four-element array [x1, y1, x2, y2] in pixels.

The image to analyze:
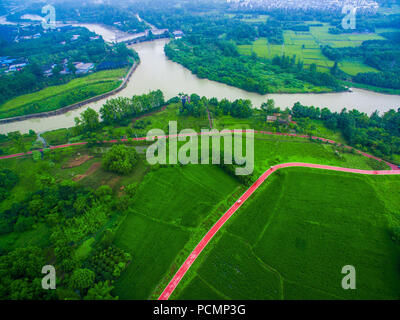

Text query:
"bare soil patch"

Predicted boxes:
[[63, 154, 94, 169], [73, 162, 101, 182]]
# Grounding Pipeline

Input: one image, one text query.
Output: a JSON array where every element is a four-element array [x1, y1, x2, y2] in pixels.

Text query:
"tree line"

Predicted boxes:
[[291, 102, 400, 157]]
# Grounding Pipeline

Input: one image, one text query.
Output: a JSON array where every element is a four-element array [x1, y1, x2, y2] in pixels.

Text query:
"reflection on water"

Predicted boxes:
[[1, 39, 400, 134]]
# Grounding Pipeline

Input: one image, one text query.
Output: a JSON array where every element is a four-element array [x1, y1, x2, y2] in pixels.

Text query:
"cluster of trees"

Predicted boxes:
[[257, 21, 284, 44], [272, 55, 344, 91], [0, 169, 18, 201], [86, 245, 131, 282], [322, 39, 400, 89], [100, 90, 165, 126], [0, 171, 133, 299], [291, 102, 400, 157], [102, 145, 138, 175], [179, 94, 254, 119], [0, 26, 136, 106], [0, 246, 54, 299], [73, 90, 165, 136]]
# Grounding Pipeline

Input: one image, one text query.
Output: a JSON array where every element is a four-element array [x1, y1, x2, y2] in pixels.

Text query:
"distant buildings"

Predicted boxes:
[[173, 30, 184, 39], [267, 113, 296, 124], [0, 57, 28, 74], [74, 62, 95, 74], [227, 0, 379, 13]]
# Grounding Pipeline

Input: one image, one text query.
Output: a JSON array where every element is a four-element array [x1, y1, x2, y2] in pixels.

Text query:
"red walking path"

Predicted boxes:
[[158, 162, 400, 300], [1, 130, 399, 170]]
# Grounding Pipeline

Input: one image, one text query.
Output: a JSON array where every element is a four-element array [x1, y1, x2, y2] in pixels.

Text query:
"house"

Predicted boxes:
[[74, 62, 95, 74], [43, 69, 53, 77], [173, 30, 184, 39], [266, 113, 294, 124], [42, 63, 57, 77], [9, 63, 27, 72], [71, 34, 81, 41]]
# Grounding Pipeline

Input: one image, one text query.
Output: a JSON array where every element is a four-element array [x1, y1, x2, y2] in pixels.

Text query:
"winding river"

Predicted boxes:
[[1, 36, 400, 134]]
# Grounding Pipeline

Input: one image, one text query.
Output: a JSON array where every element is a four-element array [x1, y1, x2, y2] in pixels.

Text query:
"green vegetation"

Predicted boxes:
[[174, 168, 400, 300], [139, 2, 400, 93], [102, 145, 138, 175], [0, 91, 398, 300], [166, 38, 343, 94], [1, 0, 400, 301], [0, 19, 138, 119], [0, 68, 127, 119], [113, 164, 240, 299]]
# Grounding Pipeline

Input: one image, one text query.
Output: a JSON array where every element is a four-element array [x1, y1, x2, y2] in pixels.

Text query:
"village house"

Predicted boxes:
[[266, 113, 295, 124], [173, 30, 184, 39], [74, 62, 95, 74]]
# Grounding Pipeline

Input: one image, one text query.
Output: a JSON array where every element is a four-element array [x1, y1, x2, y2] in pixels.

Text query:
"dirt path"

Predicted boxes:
[[73, 162, 101, 182], [63, 155, 94, 169]]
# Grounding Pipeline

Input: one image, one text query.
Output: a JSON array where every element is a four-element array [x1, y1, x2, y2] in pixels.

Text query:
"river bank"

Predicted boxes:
[[0, 62, 139, 125], [1, 38, 400, 135]]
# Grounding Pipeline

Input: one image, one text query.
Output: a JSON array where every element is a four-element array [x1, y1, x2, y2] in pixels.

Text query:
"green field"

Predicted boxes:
[[112, 165, 240, 299], [238, 23, 382, 76], [0, 68, 127, 119], [174, 168, 400, 300]]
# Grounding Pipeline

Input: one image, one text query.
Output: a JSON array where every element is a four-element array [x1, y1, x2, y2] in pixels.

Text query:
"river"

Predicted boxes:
[[1, 38, 400, 134]]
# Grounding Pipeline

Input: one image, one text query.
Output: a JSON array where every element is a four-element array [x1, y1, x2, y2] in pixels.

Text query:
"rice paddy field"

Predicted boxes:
[[173, 168, 400, 300], [112, 165, 241, 299], [108, 128, 389, 299], [238, 23, 383, 75]]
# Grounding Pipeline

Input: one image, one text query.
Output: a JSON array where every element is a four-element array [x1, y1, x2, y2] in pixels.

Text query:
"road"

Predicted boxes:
[[158, 162, 400, 300]]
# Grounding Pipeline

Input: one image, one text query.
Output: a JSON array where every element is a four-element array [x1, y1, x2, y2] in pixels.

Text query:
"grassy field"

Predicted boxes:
[[238, 23, 382, 76], [112, 165, 240, 299], [174, 168, 400, 300], [0, 68, 127, 119]]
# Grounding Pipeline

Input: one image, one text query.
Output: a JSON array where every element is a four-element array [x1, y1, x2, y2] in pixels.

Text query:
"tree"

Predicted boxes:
[[84, 281, 117, 300], [102, 145, 138, 175], [75, 108, 100, 133], [261, 99, 276, 115], [67, 61, 77, 75], [69, 268, 95, 292]]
